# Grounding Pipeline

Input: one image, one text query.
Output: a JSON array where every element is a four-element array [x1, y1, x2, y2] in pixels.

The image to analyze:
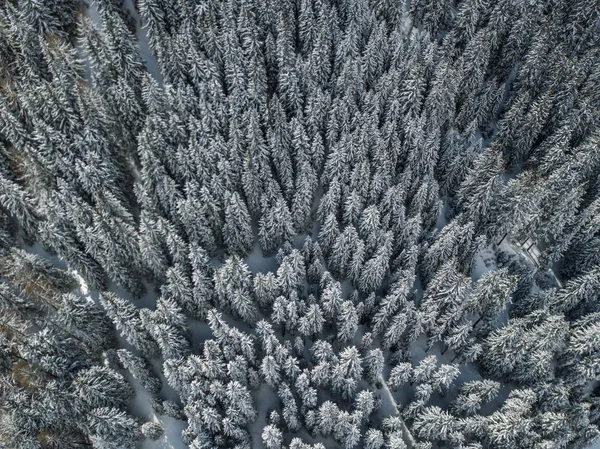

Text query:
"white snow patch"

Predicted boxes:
[[586, 439, 600, 449], [124, 367, 188, 449], [471, 244, 497, 281], [246, 242, 279, 274], [249, 384, 280, 448], [377, 381, 416, 448], [434, 197, 450, 231]]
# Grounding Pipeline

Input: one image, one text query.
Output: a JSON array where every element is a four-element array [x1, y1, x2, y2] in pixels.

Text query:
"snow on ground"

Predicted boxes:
[[377, 381, 416, 448], [72, 270, 95, 303], [434, 197, 450, 231], [471, 244, 498, 282], [340, 280, 355, 300], [121, 354, 188, 449], [27, 242, 69, 270], [246, 241, 279, 274], [587, 440, 600, 449], [142, 417, 188, 449], [249, 384, 280, 449]]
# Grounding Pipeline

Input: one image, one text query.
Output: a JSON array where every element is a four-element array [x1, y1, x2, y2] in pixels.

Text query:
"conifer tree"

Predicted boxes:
[[468, 268, 519, 328], [116, 349, 162, 394], [86, 407, 141, 449], [388, 362, 413, 391], [100, 292, 159, 358], [337, 300, 359, 343], [262, 424, 284, 449], [224, 191, 254, 256], [74, 366, 134, 409]]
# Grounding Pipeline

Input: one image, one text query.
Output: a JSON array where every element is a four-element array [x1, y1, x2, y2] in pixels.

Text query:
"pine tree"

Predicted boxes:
[[420, 220, 475, 280], [420, 260, 471, 343], [140, 298, 190, 360], [259, 197, 295, 256], [318, 213, 341, 255], [141, 421, 164, 440], [292, 159, 318, 233], [364, 348, 385, 384], [359, 231, 393, 293], [74, 366, 134, 409], [468, 268, 519, 327], [214, 256, 257, 323], [484, 389, 539, 449], [388, 362, 413, 391], [457, 148, 506, 229], [86, 407, 141, 449], [321, 277, 343, 322], [116, 349, 162, 394], [224, 191, 254, 256], [559, 314, 600, 389], [299, 303, 325, 340], [383, 311, 409, 349], [413, 406, 459, 443], [279, 383, 300, 431], [430, 364, 460, 395], [452, 379, 501, 416], [262, 424, 283, 449], [549, 265, 600, 316], [277, 249, 306, 295], [413, 355, 438, 385], [56, 292, 114, 352], [333, 346, 363, 398], [99, 292, 159, 358], [337, 300, 359, 343], [329, 225, 360, 278]]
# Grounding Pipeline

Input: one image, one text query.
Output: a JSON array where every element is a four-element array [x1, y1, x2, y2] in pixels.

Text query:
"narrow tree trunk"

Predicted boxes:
[[496, 233, 508, 246]]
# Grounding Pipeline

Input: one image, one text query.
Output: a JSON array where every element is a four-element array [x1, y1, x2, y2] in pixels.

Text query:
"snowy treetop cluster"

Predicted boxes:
[[0, 0, 600, 448]]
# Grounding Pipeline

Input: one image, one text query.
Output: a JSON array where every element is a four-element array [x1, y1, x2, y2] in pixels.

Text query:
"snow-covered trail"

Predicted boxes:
[[377, 381, 416, 448]]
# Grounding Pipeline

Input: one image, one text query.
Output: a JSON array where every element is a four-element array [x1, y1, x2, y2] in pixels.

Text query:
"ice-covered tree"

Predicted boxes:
[[452, 379, 500, 416], [468, 268, 519, 328], [430, 364, 460, 395], [259, 198, 295, 256], [141, 421, 164, 440], [457, 149, 506, 229], [214, 256, 257, 323], [224, 191, 254, 256], [337, 300, 359, 342], [100, 292, 159, 358], [364, 348, 385, 384], [364, 428, 385, 449], [140, 298, 190, 360], [74, 366, 133, 409], [116, 349, 162, 394], [420, 260, 471, 343], [262, 424, 283, 449], [388, 362, 413, 391], [412, 406, 460, 443]]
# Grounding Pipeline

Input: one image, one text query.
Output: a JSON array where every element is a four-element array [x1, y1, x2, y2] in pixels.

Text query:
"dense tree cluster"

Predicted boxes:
[[0, 0, 599, 448]]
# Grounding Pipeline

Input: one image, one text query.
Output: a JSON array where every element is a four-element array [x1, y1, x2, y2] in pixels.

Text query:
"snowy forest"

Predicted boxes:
[[1, 0, 600, 448]]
